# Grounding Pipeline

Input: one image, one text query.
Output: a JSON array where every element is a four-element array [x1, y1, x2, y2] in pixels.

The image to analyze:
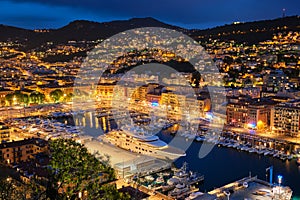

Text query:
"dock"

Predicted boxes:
[[207, 175, 293, 200]]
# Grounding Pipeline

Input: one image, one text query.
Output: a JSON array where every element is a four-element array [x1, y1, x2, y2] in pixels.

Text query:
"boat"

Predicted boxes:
[[195, 136, 205, 142], [167, 177, 180, 185], [280, 154, 288, 161], [287, 155, 293, 160], [155, 176, 164, 184], [185, 191, 204, 200], [264, 150, 271, 156], [101, 129, 186, 160], [257, 149, 266, 155], [273, 152, 280, 158], [227, 143, 234, 148], [232, 143, 239, 148], [145, 175, 155, 182], [162, 184, 175, 192], [168, 184, 189, 197], [248, 147, 257, 153]]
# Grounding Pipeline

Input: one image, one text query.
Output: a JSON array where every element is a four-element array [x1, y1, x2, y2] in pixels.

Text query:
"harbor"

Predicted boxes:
[[190, 131, 300, 162], [1, 110, 299, 198], [137, 162, 204, 199]]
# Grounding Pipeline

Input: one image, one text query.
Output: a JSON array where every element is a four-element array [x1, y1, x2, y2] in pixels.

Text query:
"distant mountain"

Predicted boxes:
[[0, 24, 33, 42], [50, 17, 184, 43], [189, 16, 300, 44], [0, 17, 184, 50], [0, 16, 299, 50]]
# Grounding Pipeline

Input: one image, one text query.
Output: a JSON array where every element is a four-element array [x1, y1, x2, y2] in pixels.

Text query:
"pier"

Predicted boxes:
[[207, 175, 293, 200]]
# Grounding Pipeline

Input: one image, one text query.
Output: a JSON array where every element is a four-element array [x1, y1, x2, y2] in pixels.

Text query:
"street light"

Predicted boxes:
[[277, 175, 282, 186]]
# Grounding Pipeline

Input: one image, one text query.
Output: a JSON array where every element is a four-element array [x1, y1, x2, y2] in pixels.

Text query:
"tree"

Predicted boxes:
[[21, 93, 29, 106], [64, 93, 74, 102], [5, 93, 14, 106], [97, 184, 130, 200], [4, 91, 29, 106], [0, 99, 6, 107], [0, 139, 130, 200], [30, 92, 38, 104], [38, 93, 45, 104], [30, 92, 45, 104], [50, 89, 63, 103], [46, 139, 129, 200], [0, 178, 27, 200], [13, 91, 23, 104]]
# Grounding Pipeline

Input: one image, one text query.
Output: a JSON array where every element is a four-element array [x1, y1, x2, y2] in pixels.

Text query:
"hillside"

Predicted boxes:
[[0, 16, 299, 50]]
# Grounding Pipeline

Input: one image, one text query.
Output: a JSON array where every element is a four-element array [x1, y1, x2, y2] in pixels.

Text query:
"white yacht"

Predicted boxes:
[[100, 129, 186, 160], [185, 191, 204, 200]]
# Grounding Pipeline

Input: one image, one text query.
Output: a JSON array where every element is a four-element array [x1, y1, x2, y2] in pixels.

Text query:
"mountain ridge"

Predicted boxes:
[[0, 16, 299, 50]]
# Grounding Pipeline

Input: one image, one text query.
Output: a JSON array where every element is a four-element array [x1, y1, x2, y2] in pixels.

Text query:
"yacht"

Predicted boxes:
[[185, 191, 204, 200], [100, 129, 186, 160], [168, 183, 189, 197]]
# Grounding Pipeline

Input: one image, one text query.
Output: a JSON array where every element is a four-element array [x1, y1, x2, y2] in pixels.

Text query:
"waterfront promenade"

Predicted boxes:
[[225, 126, 300, 145]]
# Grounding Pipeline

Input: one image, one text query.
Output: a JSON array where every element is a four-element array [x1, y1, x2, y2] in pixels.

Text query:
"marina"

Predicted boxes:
[[177, 129, 300, 162], [160, 132, 300, 198], [134, 162, 204, 199], [2, 111, 299, 198]]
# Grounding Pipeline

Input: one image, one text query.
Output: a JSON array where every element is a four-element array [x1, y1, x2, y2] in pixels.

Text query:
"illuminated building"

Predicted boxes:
[[146, 93, 161, 104], [161, 91, 210, 120], [0, 138, 48, 166], [132, 85, 148, 101], [226, 102, 248, 127], [247, 104, 272, 129], [263, 70, 291, 92], [96, 83, 116, 106], [0, 122, 10, 143], [271, 100, 300, 137]]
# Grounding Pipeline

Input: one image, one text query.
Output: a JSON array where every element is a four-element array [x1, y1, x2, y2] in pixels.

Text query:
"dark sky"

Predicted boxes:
[[0, 0, 299, 29]]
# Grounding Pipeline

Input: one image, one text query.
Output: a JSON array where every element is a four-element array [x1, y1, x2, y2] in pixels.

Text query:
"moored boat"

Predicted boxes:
[[101, 129, 186, 160]]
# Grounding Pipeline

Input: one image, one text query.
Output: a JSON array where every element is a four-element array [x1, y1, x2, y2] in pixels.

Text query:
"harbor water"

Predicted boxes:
[[58, 112, 300, 198], [158, 131, 300, 198]]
